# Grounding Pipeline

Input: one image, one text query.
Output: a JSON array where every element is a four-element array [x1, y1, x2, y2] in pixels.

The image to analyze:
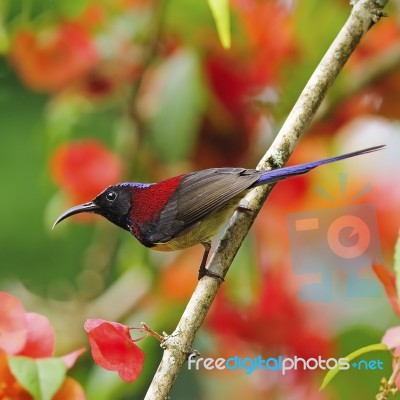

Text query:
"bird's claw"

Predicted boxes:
[[198, 266, 224, 281]]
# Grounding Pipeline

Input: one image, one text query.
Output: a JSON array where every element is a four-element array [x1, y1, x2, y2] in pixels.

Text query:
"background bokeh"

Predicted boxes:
[[1, 0, 400, 398]]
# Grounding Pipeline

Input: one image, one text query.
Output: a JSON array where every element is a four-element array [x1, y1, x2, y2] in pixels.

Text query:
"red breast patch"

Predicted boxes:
[[129, 175, 184, 241]]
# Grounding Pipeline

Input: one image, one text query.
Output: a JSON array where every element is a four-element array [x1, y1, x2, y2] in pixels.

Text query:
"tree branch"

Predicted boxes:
[[144, 1, 389, 398]]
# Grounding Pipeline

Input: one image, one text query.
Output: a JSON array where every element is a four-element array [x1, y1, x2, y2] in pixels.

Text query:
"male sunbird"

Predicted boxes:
[[53, 145, 384, 279]]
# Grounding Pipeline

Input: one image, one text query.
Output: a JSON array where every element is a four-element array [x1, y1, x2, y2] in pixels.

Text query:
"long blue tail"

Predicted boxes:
[[252, 144, 385, 187]]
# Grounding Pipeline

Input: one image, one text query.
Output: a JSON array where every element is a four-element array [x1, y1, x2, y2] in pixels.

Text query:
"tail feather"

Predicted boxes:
[[252, 144, 385, 187]]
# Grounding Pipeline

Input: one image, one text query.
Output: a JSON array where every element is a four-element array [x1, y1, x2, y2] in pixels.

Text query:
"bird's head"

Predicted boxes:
[[53, 184, 133, 231]]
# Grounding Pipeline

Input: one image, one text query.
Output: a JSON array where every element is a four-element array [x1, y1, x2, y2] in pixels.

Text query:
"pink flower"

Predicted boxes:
[[382, 326, 400, 390], [0, 292, 85, 399]]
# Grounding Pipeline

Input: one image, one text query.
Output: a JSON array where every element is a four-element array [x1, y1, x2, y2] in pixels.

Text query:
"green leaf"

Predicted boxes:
[[165, 0, 215, 45], [320, 343, 389, 390], [207, 0, 231, 48], [0, 25, 9, 54], [146, 49, 206, 162], [54, 0, 91, 18], [278, 0, 347, 119], [0, 0, 9, 54], [8, 356, 67, 400], [394, 230, 400, 300]]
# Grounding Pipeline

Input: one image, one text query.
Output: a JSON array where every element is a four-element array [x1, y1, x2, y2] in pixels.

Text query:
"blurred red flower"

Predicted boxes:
[[196, 0, 297, 168], [51, 139, 124, 204], [349, 19, 400, 66], [310, 19, 400, 135], [84, 319, 145, 382], [0, 292, 85, 399], [373, 263, 400, 315], [10, 22, 97, 93], [207, 269, 333, 375], [232, 0, 298, 88]]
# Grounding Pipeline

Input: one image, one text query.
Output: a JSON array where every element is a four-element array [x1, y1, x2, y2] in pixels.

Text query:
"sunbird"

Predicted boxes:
[[53, 145, 384, 279]]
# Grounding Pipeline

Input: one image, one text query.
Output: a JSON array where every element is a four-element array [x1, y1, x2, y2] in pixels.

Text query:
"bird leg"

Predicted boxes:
[[197, 242, 224, 281]]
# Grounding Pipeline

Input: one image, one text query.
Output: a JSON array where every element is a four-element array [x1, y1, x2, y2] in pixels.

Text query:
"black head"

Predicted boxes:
[[53, 185, 132, 231]]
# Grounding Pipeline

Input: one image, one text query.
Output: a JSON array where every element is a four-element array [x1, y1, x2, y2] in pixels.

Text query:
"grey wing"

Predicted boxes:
[[146, 168, 261, 243]]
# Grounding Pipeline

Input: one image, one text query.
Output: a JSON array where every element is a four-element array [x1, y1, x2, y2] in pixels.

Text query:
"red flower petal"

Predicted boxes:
[[0, 292, 27, 355], [0, 350, 16, 387], [10, 22, 97, 93], [0, 350, 32, 399], [373, 263, 400, 315], [18, 312, 55, 358], [84, 319, 145, 382], [62, 348, 86, 369]]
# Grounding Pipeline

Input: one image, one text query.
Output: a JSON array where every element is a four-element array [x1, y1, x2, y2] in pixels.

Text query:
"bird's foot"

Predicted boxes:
[[198, 265, 224, 282]]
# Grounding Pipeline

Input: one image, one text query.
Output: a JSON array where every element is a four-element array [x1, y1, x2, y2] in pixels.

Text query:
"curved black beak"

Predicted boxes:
[[52, 202, 100, 229]]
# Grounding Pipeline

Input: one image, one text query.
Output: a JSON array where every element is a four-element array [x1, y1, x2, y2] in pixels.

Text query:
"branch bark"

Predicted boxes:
[[144, 1, 389, 398]]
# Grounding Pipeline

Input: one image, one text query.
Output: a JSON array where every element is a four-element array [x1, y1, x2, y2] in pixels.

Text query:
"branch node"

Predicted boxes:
[[371, 8, 387, 22]]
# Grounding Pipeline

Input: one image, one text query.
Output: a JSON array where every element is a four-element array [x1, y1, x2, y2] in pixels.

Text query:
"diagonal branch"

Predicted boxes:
[[144, 1, 389, 398]]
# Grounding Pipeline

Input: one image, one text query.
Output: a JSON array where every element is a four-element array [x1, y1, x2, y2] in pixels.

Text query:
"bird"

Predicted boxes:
[[53, 144, 384, 280]]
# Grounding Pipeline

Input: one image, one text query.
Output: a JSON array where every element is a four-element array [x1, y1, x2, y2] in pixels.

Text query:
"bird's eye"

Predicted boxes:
[[106, 191, 117, 202]]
